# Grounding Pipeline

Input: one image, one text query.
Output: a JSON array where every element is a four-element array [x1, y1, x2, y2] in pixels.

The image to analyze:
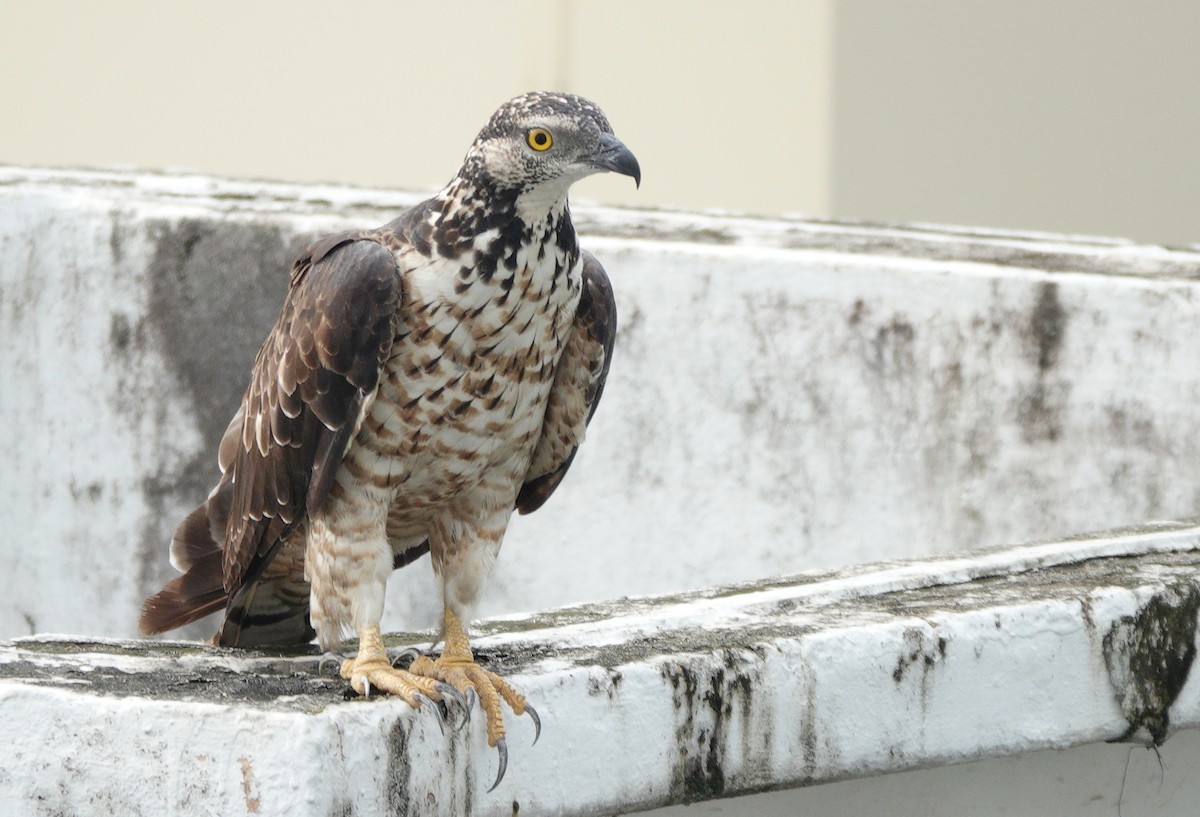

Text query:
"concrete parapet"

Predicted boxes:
[[2, 526, 1199, 815], [4, 166, 1200, 815], [5, 166, 1200, 642]]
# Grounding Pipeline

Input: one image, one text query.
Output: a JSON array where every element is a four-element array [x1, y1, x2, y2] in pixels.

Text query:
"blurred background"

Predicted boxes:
[[4, 1, 1199, 245]]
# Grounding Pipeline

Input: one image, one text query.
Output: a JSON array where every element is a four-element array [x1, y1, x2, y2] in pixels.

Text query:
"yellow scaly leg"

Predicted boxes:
[[409, 607, 541, 790]]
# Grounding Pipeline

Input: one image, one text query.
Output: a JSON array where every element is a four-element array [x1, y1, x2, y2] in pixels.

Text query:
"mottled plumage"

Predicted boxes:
[[140, 92, 638, 788]]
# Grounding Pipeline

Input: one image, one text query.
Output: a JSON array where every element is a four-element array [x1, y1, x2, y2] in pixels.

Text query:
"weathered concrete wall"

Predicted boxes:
[[4, 166, 1200, 641], [3, 526, 1199, 815]]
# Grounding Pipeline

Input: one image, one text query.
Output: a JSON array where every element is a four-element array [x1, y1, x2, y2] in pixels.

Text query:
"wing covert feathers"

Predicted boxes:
[[139, 234, 402, 641], [223, 235, 402, 592]]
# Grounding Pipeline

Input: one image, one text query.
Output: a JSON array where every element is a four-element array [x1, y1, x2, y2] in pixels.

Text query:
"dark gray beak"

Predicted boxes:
[[588, 132, 641, 188]]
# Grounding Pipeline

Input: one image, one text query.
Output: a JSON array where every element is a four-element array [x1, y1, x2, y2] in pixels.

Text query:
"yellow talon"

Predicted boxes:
[[339, 625, 441, 707], [404, 607, 537, 788], [341, 614, 536, 789]]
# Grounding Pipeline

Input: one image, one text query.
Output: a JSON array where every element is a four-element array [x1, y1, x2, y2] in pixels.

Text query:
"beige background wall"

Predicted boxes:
[[0, 1, 832, 216], [3, 2, 1198, 244], [834, 2, 1200, 246]]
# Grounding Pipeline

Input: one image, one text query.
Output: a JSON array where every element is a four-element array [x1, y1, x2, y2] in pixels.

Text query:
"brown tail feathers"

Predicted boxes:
[[141, 480, 430, 650], [139, 498, 229, 636]]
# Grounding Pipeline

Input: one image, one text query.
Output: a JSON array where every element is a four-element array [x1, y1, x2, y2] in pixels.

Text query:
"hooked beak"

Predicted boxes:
[[586, 132, 641, 188]]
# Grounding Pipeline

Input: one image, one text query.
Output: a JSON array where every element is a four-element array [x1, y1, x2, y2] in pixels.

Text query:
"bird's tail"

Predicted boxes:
[[216, 536, 315, 649], [139, 497, 229, 636], [142, 481, 438, 650], [140, 479, 317, 649]]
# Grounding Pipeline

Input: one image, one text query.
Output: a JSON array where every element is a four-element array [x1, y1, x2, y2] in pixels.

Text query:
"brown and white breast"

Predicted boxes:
[[336, 250, 582, 545]]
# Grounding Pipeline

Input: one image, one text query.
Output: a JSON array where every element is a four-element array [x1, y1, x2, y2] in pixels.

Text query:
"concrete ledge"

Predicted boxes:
[[3, 524, 1199, 815]]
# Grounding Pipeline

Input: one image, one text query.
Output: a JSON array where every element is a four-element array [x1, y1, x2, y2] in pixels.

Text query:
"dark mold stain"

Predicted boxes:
[[661, 649, 765, 806], [445, 712, 474, 817], [799, 657, 818, 779], [586, 667, 623, 699], [108, 210, 124, 264], [871, 317, 916, 375], [662, 659, 725, 803], [109, 313, 134, 353], [892, 627, 946, 684], [1018, 282, 1070, 444], [1103, 581, 1200, 746], [67, 480, 104, 503], [1105, 404, 1158, 450], [849, 308, 917, 379], [385, 719, 411, 816], [1030, 281, 1065, 372], [1017, 382, 1066, 443], [847, 298, 868, 326], [145, 218, 310, 462]]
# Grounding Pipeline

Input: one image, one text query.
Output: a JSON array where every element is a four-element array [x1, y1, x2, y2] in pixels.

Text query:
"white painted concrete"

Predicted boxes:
[[5, 167, 1200, 644], [2, 527, 1198, 815], [648, 733, 1200, 817]]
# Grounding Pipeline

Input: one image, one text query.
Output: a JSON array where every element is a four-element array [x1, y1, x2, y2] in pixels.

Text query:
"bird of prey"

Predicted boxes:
[[140, 91, 639, 789]]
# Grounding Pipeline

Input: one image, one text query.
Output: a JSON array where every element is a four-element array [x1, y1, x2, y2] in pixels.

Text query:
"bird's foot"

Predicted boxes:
[[408, 651, 541, 791], [339, 626, 467, 729], [341, 651, 441, 706]]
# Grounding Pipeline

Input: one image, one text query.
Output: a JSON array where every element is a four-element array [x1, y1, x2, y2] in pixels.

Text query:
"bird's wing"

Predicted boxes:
[[516, 251, 617, 514], [220, 233, 403, 593]]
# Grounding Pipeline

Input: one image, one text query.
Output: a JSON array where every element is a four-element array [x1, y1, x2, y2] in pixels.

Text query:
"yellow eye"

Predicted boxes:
[[527, 128, 553, 151]]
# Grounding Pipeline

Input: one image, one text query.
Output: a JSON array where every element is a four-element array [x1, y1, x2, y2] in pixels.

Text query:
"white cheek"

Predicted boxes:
[[482, 143, 528, 186]]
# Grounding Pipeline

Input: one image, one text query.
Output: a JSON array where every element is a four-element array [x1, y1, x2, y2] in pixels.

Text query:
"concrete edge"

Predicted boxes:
[[3, 164, 1199, 278], [2, 524, 1199, 815]]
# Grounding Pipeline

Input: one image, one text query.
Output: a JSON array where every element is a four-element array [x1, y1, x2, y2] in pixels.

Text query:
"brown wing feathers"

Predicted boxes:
[[222, 236, 401, 591], [139, 235, 402, 638]]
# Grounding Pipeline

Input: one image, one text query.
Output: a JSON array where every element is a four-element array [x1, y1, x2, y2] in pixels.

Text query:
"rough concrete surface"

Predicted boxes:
[[2, 526, 1199, 816], [4, 165, 1200, 648]]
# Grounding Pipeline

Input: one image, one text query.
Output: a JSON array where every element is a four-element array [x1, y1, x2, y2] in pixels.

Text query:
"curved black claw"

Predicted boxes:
[[525, 703, 542, 746], [487, 738, 508, 793], [432, 676, 468, 729], [414, 693, 445, 736], [389, 647, 423, 668], [317, 651, 345, 676], [434, 676, 465, 710], [465, 688, 478, 712]]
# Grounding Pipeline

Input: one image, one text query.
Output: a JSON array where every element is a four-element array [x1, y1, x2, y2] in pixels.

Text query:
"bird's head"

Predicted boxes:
[[460, 92, 641, 205]]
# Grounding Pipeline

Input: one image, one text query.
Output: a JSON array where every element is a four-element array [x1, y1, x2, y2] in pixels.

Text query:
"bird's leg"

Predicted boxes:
[[413, 608, 519, 744], [409, 606, 540, 790], [340, 624, 444, 708]]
